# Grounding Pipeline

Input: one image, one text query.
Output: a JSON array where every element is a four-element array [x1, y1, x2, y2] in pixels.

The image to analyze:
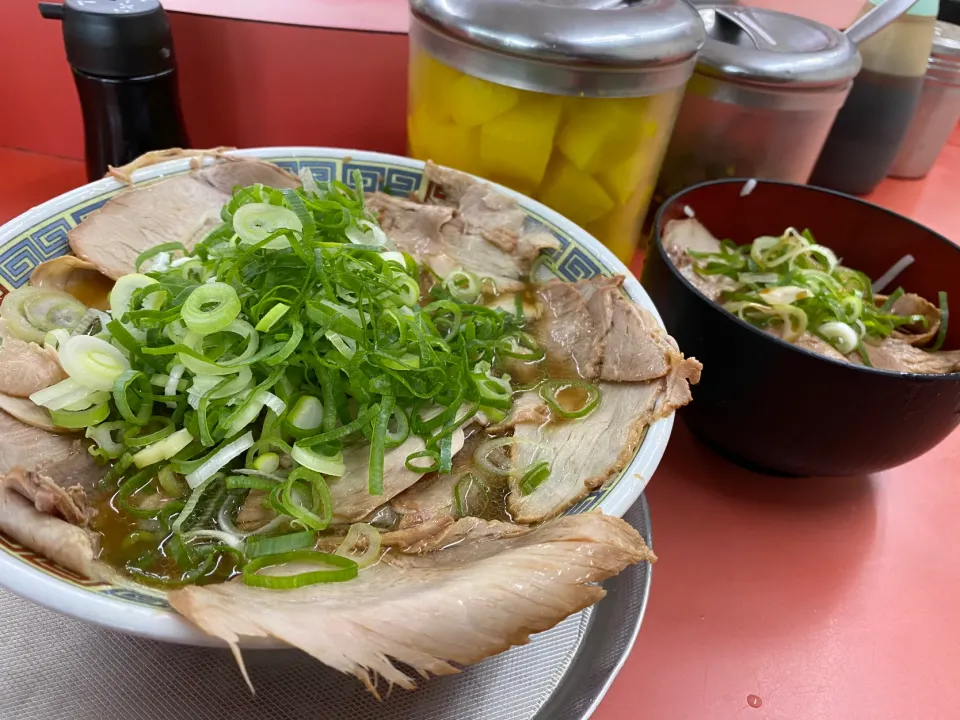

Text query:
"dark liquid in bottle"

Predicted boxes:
[[810, 68, 925, 196]]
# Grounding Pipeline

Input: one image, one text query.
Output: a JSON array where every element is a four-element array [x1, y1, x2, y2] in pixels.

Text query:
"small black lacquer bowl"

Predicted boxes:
[[643, 179, 960, 476]]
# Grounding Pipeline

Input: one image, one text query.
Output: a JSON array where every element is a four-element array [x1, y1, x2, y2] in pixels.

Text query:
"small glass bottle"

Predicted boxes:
[[810, 0, 940, 195]]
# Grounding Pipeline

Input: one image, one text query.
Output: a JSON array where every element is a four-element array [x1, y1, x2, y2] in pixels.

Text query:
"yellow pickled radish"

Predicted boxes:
[[586, 185, 654, 262], [558, 98, 658, 173], [448, 76, 520, 128], [557, 99, 629, 171], [479, 96, 562, 189], [408, 110, 482, 174], [407, 113, 428, 158], [538, 158, 615, 227], [597, 154, 650, 206], [410, 53, 462, 118]]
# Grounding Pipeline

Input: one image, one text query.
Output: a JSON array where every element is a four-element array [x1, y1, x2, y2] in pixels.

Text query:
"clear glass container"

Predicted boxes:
[[408, 48, 683, 262], [405, 0, 703, 264]]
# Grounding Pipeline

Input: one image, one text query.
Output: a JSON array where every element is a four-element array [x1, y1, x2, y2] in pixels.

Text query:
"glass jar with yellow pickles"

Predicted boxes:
[[407, 0, 705, 264]]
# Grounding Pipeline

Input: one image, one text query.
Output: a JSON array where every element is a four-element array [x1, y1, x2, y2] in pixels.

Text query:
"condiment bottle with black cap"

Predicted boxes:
[[39, 0, 189, 182]]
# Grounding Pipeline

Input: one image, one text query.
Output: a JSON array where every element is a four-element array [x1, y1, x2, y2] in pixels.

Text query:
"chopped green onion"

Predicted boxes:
[[404, 449, 440, 473], [246, 530, 316, 558], [519, 461, 550, 495], [255, 303, 290, 332], [132, 428, 195, 468], [112, 370, 153, 425], [50, 401, 110, 429], [181, 282, 242, 335], [185, 431, 254, 488], [241, 550, 357, 588], [59, 335, 130, 391], [443, 268, 481, 303], [285, 395, 323, 438], [252, 452, 280, 474], [278, 467, 333, 531], [818, 321, 858, 354], [930, 291, 950, 353], [29, 377, 90, 410], [85, 421, 127, 460], [334, 523, 381, 569], [496, 331, 544, 361], [539, 379, 601, 419], [122, 418, 175, 447], [225, 474, 278, 491], [134, 242, 187, 272], [109, 273, 159, 323], [158, 465, 186, 497], [233, 203, 302, 248], [290, 445, 346, 476]]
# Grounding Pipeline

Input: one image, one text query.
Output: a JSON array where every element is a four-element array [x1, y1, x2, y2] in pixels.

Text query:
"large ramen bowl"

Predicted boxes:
[[0, 148, 673, 645]]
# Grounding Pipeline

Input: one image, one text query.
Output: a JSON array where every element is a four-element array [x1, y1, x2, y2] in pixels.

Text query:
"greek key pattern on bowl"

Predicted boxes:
[[0, 154, 631, 606]]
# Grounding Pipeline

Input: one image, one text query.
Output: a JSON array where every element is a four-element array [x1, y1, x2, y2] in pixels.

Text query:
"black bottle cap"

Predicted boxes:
[[39, 0, 175, 79]]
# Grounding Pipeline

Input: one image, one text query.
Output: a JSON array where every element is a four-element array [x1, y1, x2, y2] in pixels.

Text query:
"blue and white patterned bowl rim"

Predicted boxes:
[[0, 147, 673, 646]]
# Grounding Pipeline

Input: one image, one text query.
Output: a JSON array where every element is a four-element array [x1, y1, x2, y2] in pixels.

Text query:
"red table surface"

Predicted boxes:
[[0, 133, 959, 719]]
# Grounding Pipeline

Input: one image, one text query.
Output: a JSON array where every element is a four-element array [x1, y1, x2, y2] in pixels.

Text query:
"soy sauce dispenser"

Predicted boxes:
[[39, 0, 189, 182]]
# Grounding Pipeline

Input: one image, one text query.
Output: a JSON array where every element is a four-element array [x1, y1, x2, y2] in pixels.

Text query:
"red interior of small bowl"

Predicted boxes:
[[657, 180, 960, 352]]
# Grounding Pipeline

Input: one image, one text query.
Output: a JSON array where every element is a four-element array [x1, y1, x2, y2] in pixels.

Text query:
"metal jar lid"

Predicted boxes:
[[927, 21, 960, 86], [409, 0, 706, 98], [932, 21, 960, 58], [694, 5, 862, 88]]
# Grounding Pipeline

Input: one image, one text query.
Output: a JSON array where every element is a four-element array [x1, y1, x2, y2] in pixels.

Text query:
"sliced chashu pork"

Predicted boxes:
[[0, 474, 108, 580], [388, 428, 491, 530], [389, 471, 463, 531], [509, 356, 701, 523], [887, 292, 941, 347], [661, 218, 737, 301], [384, 516, 527, 554], [69, 158, 299, 280], [367, 162, 559, 291], [535, 275, 684, 382], [168, 512, 654, 692], [0, 409, 102, 489], [329, 430, 465, 524], [0, 411, 108, 579], [856, 339, 960, 374], [0, 319, 65, 397]]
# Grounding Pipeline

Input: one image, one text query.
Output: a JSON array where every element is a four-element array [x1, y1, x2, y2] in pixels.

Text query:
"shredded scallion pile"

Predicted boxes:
[[30, 176, 542, 588], [689, 227, 949, 363]]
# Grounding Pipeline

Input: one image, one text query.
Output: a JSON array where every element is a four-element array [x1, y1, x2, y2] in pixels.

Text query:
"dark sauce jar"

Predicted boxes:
[[810, 0, 939, 195]]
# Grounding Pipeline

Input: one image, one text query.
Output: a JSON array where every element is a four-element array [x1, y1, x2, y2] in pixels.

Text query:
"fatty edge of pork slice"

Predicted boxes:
[[167, 512, 654, 694]]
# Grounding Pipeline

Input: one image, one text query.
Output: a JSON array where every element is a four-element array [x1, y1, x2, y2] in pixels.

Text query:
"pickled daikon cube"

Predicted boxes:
[[410, 52, 463, 119], [538, 158, 614, 227], [480, 96, 562, 190], [449, 76, 520, 128], [557, 98, 657, 173], [408, 110, 482, 175], [597, 155, 649, 206]]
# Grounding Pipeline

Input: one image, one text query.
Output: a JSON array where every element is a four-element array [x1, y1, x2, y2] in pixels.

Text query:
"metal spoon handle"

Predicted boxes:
[[844, 0, 918, 46]]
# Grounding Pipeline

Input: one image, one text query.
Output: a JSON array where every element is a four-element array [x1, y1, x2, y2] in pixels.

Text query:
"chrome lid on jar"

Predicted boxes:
[[695, 5, 862, 88], [409, 0, 706, 97], [932, 21, 960, 58]]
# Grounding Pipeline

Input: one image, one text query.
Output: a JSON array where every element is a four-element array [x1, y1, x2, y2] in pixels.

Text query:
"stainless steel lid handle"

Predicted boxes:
[[844, 0, 918, 46], [713, 7, 781, 51]]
